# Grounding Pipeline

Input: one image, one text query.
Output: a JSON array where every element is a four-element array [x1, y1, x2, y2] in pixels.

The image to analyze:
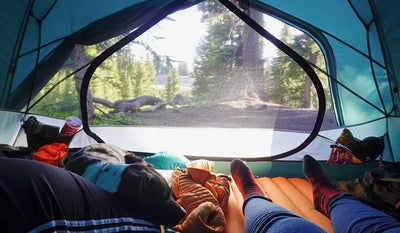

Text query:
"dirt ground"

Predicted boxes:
[[131, 100, 338, 132]]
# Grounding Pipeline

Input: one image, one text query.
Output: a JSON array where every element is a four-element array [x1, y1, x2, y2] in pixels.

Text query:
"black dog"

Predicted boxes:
[[63, 143, 186, 227]]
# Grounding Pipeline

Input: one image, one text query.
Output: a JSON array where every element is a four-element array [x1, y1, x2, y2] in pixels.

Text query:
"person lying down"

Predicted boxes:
[[0, 158, 184, 232]]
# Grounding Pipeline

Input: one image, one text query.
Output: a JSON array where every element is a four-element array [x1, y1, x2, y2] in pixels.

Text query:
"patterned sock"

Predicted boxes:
[[303, 155, 341, 216], [230, 159, 265, 200]]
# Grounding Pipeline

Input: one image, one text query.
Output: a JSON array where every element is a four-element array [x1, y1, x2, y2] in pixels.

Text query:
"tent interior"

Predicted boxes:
[[0, 0, 399, 232]]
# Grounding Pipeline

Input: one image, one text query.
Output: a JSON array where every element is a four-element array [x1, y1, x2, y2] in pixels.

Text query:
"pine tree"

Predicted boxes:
[[165, 67, 181, 101], [193, 0, 265, 103], [131, 60, 156, 98], [265, 25, 331, 109], [266, 25, 292, 105]]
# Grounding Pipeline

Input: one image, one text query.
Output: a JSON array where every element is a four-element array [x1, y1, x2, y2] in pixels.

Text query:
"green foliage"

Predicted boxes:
[[265, 26, 332, 109], [31, 36, 159, 123], [197, 0, 225, 22], [30, 68, 80, 117], [92, 113, 141, 126], [87, 38, 157, 101], [131, 60, 156, 98], [164, 67, 181, 101]]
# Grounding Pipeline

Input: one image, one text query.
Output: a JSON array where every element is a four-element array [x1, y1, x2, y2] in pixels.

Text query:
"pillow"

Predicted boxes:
[[144, 151, 190, 170]]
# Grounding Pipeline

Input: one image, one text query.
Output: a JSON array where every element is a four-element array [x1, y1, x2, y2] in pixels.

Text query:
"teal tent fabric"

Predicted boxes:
[[254, 0, 399, 125], [0, 0, 182, 109], [0, 0, 399, 160], [251, 0, 400, 160]]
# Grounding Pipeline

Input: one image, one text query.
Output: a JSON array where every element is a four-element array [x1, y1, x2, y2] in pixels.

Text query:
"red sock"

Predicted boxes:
[[303, 155, 340, 216], [230, 159, 265, 200]]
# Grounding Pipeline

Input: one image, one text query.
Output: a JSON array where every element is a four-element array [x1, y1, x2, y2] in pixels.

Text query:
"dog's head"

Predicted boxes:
[[117, 163, 186, 227]]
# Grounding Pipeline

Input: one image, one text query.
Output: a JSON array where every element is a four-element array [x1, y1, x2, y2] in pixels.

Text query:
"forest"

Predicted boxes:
[[30, 1, 332, 127]]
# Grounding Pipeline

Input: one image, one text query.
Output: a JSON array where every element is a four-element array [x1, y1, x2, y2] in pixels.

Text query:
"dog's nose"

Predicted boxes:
[[164, 201, 187, 227]]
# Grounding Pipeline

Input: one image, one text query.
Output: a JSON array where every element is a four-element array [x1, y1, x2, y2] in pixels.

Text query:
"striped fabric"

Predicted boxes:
[[29, 218, 160, 233]]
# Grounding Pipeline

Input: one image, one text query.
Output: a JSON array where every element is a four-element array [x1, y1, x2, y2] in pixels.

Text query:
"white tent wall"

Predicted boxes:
[[9, 113, 392, 162], [12, 114, 68, 147], [0, 111, 25, 145], [72, 127, 323, 160]]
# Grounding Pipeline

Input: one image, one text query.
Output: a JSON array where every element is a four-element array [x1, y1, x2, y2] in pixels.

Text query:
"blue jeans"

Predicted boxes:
[[244, 194, 400, 233], [329, 194, 400, 233], [243, 195, 325, 233]]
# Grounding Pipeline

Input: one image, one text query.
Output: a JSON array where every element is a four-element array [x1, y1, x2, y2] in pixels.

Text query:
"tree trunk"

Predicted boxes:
[[72, 45, 94, 124], [93, 95, 166, 114], [302, 52, 318, 109], [242, 8, 266, 100]]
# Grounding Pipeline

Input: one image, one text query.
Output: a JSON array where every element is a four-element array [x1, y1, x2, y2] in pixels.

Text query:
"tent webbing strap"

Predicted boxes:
[[187, 0, 326, 161], [79, 0, 188, 143]]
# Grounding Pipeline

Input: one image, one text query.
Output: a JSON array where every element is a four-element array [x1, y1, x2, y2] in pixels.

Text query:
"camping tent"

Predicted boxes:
[[0, 0, 399, 163]]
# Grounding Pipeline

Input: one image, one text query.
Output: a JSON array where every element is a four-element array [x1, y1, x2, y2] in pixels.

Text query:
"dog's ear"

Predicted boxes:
[[133, 171, 186, 226], [124, 153, 146, 165]]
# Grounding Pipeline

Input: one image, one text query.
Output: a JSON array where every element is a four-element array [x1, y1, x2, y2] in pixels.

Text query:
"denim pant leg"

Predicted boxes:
[[243, 195, 326, 233], [329, 194, 400, 233]]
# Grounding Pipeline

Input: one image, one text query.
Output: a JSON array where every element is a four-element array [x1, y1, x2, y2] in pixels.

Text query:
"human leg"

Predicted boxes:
[[329, 194, 400, 233], [302, 154, 341, 216], [230, 159, 265, 199], [303, 155, 400, 233], [243, 196, 326, 233], [231, 159, 325, 233]]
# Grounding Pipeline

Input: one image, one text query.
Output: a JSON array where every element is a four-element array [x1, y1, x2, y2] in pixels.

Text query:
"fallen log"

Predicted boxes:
[[93, 94, 191, 118], [93, 95, 163, 115]]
